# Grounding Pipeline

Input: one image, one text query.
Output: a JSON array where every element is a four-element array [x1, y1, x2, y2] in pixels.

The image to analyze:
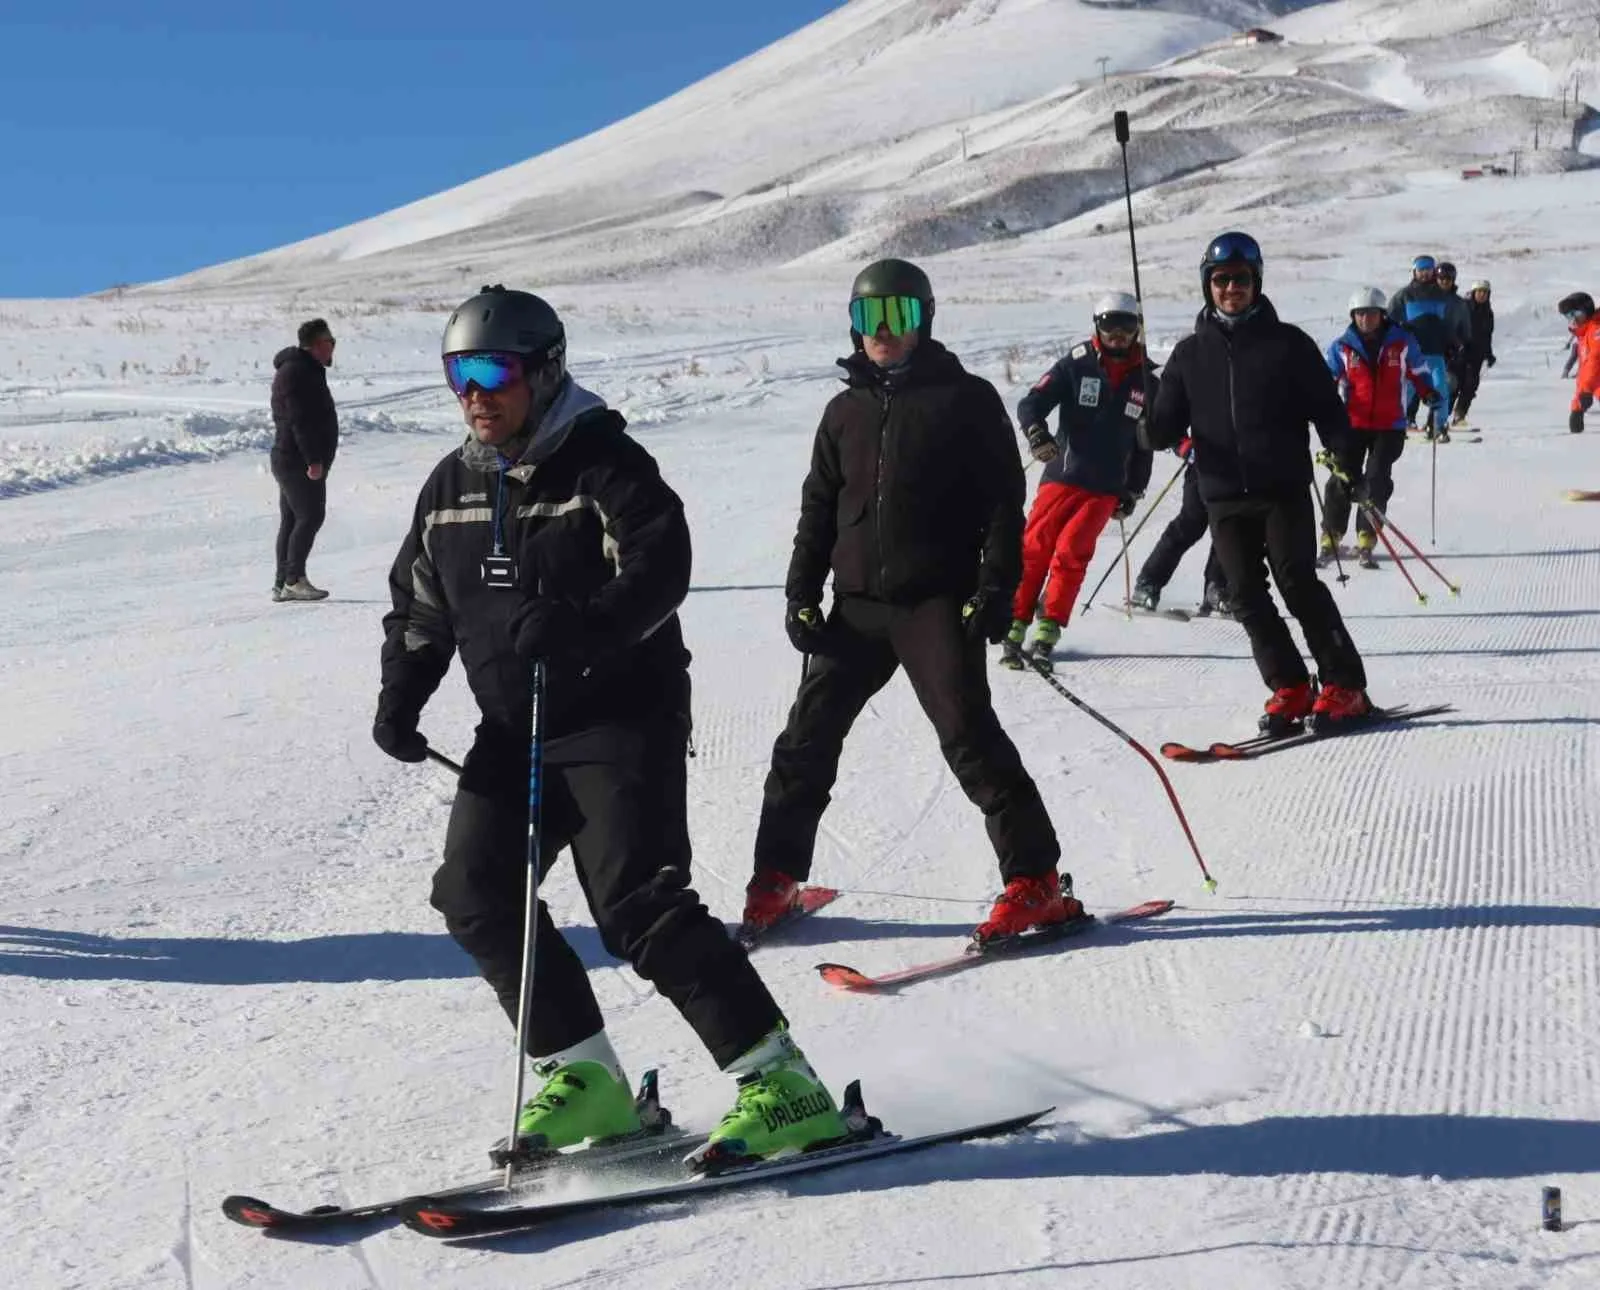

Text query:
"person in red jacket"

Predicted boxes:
[[1560, 292, 1600, 434], [1009, 292, 1155, 667], [1321, 288, 1440, 569]]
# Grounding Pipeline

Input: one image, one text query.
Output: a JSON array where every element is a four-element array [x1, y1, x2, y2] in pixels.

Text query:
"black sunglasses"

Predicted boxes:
[[1209, 270, 1253, 288]]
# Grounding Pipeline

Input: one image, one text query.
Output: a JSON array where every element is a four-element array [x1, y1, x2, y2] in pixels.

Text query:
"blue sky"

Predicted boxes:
[[0, 1, 840, 298]]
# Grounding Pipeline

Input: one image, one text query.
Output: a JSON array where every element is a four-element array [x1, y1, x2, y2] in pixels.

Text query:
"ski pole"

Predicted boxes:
[[1430, 426, 1438, 546], [1309, 477, 1349, 586], [1357, 502, 1461, 595], [1082, 454, 1185, 612], [502, 656, 548, 1189], [1119, 518, 1133, 619], [425, 747, 464, 777], [1319, 451, 1460, 594], [1112, 108, 1160, 500], [1366, 520, 1428, 604], [1026, 656, 1218, 893]]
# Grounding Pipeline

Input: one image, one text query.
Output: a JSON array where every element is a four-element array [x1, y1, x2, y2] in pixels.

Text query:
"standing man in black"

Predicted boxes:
[[1142, 232, 1374, 732], [742, 259, 1071, 946], [270, 318, 339, 601]]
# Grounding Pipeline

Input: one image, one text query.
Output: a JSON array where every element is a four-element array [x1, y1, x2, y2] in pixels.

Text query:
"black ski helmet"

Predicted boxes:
[[1558, 291, 1595, 318], [441, 285, 567, 374], [1199, 231, 1263, 302], [849, 258, 935, 336], [1436, 261, 1457, 283]]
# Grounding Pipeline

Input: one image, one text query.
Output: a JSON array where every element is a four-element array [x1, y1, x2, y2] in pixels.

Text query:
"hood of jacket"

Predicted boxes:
[[459, 377, 609, 479]]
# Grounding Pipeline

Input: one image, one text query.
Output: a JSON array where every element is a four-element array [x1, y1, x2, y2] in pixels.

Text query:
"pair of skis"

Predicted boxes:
[[1159, 702, 1452, 764], [225, 1080, 1055, 1241]]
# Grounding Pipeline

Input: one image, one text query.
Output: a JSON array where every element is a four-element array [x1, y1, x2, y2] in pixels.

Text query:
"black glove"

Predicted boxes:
[[372, 700, 428, 763], [785, 601, 826, 654], [1572, 409, 1586, 435], [1113, 493, 1139, 520], [961, 590, 1013, 645], [1023, 423, 1059, 464], [1485, 354, 1496, 368], [1422, 390, 1442, 410], [510, 596, 588, 661]]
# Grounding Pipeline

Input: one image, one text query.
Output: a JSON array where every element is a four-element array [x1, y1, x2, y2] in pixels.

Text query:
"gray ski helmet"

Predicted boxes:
[[850, 258, 935, 329], [441, 285, 567, 372]]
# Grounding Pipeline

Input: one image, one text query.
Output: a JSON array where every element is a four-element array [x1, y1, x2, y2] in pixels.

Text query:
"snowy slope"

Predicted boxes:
[[6, 0, 1600, 1287]]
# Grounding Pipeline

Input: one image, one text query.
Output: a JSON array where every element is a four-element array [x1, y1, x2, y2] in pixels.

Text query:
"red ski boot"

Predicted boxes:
[[741, 868, 801, 934], [973, 872, 1084, 946], [1258, 680, 1315, 734], [1309, 683, 1373, 730]]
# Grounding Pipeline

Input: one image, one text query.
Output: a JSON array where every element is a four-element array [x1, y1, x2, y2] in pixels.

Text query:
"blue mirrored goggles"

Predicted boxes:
[[850, 295, 924, 337], [1564, 309, 1589, 324], [443, 351, 526, 396]]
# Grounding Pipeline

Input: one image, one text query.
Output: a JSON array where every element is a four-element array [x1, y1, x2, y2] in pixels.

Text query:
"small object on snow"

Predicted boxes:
[[1542, 1185, 1563, 1231], [1298, 1020, 1328, 1039]]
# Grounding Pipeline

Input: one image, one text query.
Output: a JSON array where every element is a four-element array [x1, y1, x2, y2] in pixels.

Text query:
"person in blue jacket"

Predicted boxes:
[[1387, 255, 1470, 441]]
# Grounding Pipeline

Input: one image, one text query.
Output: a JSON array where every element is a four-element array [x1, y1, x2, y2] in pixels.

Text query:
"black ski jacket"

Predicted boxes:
[[1145, 297, 1351, 503], [379, 380, 690, 743], [1464, 298, 1496, 362], [787, 340, 1023, 608], [270, 346, 339, 471], [1017, 340, 1156, 496]]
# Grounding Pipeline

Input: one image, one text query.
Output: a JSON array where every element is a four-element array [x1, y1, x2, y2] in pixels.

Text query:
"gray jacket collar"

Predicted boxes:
[[459, 378, 608, 480]]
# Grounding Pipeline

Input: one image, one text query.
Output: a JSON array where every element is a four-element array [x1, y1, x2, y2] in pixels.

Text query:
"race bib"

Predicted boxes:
[[1078, 378, 1102, 407], [1125, 401, 1143, 419]]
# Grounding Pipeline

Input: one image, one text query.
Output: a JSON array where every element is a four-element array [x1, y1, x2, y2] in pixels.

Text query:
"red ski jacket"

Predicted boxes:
[[1325, 322, 1436, 432], [1572, 315, 1600, 411]]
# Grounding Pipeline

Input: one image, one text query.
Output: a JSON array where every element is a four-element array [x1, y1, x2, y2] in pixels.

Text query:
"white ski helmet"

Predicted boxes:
[[1469, 279, 1491, 295], [1093, 291, 1141, 324], [1348, 287, 1388, 316]]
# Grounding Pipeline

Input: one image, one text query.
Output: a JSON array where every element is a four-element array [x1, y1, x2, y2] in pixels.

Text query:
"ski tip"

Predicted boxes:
[[816, 962, 875, 991], [221, 1195, 287, 1228], [1207, 743, 1248, 760], [1159, 741, 1204, 762]]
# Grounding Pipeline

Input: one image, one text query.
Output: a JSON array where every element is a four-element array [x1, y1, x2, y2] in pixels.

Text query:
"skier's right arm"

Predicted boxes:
[[1142, 343, 1190, 451], [1016, 360, 1068, 443], [376, 489, 456, 757], [785, 408, 843, 608], [1386, 285, 1410, 328]]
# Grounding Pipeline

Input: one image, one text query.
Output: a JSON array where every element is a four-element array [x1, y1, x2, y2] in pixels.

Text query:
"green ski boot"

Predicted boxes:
[[1029, 618, 1062, 671], [999, 618, 1029, 670], [514, 1033, 642, 1152], [691, 1028, 847, 1171]]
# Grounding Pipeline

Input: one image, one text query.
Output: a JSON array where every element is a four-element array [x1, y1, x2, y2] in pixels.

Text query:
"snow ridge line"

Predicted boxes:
[[0, 409, 442, 499]]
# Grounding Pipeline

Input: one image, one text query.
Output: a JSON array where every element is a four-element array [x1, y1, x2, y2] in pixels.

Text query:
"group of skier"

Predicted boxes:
[[360, 230, 1595, 1174]]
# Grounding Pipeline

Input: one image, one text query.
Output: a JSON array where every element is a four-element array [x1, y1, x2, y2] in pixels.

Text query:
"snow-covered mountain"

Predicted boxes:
[[156, 0, 1598, 300]]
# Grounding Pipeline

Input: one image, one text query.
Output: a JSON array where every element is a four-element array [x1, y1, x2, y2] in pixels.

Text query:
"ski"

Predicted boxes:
[[1122, 602, 1192, 622], [1160, 703, 1452, 764], [221, 1071, 699, 1234], [735, 885, 840, 949], [814, 899, 1174, 993], [1565, 489, 1600, 502], [399, 1084, 1051, 1240]]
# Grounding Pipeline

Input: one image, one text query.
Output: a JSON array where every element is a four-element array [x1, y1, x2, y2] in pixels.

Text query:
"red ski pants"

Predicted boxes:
[[1012, 482, 1119, 625]]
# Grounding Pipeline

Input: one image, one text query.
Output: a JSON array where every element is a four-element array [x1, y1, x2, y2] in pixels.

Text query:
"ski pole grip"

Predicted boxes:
[[1114, 110, 1130, 144]]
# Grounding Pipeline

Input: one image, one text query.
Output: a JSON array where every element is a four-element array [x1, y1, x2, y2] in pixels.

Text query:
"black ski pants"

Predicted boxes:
[[1321, 430, 1404, 542], [1208, 490, 1367, 691], [1453, 355, 1485, 418], [431, 716, 780, 1067], [754, 594, 1059, 884], [271, 459, 327, 583], [1137, 464, 1227, 596]]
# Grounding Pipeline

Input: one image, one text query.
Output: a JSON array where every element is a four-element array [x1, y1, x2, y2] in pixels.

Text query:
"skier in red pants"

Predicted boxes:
[[1006, 293, 1156, 668]]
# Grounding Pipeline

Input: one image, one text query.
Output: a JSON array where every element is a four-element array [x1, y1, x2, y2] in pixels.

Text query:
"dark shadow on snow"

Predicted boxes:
[[443, 1113, 1600, 1256], [1141, 904, 1600, 942], [0, 922, 601, 985]]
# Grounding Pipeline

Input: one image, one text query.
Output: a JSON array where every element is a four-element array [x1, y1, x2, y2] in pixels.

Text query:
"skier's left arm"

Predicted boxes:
[[1575, 336, 1600, 412], [571, 443, 693, 648], [974, 383, 1026, 600], [1297, 331, 1352, 454]]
